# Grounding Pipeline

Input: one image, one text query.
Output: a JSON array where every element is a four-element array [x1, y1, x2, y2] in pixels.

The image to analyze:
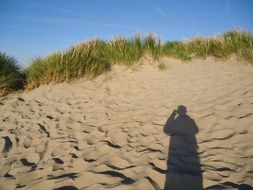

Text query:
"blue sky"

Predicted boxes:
[[0, 0, 253, 67]]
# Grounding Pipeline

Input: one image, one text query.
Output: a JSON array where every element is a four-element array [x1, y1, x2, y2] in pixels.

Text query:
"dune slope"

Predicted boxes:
[[0, 57, 253, 190]]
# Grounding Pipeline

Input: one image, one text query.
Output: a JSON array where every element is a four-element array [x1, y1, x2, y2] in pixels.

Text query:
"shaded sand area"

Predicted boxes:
[[0, 57, 253, 190]]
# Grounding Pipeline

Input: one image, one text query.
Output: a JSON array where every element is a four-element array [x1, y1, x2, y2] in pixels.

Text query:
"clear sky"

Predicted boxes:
[[0, 0, 253, 66]]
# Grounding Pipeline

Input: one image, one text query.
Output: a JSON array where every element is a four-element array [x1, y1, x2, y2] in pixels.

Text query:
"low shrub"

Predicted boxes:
[[0, 52, 24, 95]]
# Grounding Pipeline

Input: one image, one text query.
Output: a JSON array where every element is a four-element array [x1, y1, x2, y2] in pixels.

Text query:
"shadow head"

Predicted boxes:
[[177, 105, 187, 117]]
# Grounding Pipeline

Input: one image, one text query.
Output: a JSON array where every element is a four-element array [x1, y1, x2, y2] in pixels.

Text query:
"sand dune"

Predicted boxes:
[[0, 57, 253, 190]]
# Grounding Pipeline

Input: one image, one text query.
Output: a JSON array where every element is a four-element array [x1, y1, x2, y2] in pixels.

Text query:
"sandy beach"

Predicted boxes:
[[0, 57, 253, 190]]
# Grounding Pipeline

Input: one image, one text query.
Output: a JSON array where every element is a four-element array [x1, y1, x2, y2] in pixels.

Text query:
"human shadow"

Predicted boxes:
[[163, 105, 202, 190]]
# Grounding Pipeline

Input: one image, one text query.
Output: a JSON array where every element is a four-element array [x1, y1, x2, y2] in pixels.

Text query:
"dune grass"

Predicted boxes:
[[24, 39, 111, 89], [183, 30, 253, 60], [0, 52, 24, 95], [1, 29, 252, 96], [163, 41, 191, 61], [142, 34, 163, 60], [24, 34, 164, 89], [106, 33, 163, 65], [106, 35, 142, 65]]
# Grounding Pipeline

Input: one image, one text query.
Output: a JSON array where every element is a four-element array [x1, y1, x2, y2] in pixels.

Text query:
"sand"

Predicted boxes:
[[0, 57, 253, 190]]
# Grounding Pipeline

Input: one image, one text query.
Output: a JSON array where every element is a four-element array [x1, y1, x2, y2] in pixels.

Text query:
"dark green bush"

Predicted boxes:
[[0, 52, 24, 95]]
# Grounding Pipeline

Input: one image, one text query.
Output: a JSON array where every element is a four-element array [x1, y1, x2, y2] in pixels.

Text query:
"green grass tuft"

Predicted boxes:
[[0, 52, 24, 95], [24, 39, 111, 89], [106, 35, 143, 65], [163, 41, 191, 61], [142, 34, 163, 60], [183, 29, 253, 60]]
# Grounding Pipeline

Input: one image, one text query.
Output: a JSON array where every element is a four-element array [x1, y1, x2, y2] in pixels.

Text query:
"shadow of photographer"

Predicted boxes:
[[163, 105, 203, 190]]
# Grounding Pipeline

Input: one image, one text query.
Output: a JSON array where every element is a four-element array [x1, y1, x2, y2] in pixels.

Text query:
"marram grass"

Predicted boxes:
[[106, 34, 163, 65], [25, 34, 166, 89], [183, 29, 253, 59], [106, 35, 143, 65], [24, 39, 111, 89], [163, 41, 191, 61], [0, 52, 24, 95], [1, 29, 253, 96]]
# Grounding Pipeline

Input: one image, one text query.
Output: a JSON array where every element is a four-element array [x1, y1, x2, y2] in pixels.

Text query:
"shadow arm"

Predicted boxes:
[[163, 110, 177, 134]]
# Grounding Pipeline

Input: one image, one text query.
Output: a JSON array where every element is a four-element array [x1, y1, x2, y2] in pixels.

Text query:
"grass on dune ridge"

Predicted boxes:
[[0, 52, 24, 96], [24, 34, 164, 89], [1, 29, 253, 95], [24, 39, 111, 89]]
